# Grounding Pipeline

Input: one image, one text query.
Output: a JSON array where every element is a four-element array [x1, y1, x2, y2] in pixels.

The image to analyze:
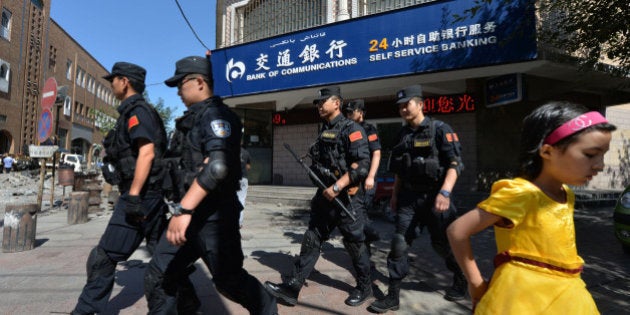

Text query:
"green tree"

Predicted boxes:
[[92, 92, 177, 137], [144, 91, 176, 134], [455, 0, 630, 77]]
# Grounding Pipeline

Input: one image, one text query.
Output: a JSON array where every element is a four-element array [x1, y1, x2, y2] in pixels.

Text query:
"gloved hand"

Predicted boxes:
[[123, 195, 146, 226]]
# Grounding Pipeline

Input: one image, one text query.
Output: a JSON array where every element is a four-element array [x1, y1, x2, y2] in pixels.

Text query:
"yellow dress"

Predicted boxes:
[[474, 178, 599, 315]]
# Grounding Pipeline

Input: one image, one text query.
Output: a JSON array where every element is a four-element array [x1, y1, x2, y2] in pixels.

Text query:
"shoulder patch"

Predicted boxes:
[[211, 119, 231, 138], [446, 133, 453, 142], [349, 130, 363, 142], [128, 115, 139, 130], [368, 134, 378, 142]]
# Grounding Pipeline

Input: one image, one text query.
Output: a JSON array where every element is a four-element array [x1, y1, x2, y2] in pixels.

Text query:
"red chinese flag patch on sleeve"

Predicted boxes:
[[128, 115, 140, 130], [446, 133, 453, 142], [368, 134, 378, 142], [349, 131, 363, 142]]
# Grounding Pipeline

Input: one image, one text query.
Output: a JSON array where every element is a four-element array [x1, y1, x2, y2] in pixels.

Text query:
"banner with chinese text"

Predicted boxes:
[[212, 0, 537, 98]]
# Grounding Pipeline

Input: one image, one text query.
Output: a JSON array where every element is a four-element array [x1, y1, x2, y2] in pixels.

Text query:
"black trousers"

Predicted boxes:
[[144, 193, 277, 315], [387, 188, 462, 281], [73, 190, 166, 314], [292, 189, 372, 289]]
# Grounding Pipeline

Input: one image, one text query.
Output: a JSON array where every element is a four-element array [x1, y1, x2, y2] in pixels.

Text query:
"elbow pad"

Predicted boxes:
[[349, 160, 369, 185], [449, 157, 465, 176], [196, 151, 229, 192]]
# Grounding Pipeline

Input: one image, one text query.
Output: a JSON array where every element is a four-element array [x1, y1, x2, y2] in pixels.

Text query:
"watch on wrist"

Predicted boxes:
[[332, 183, 340, 193], [173, 204, 194, 216], [439, 189, 451, 198]]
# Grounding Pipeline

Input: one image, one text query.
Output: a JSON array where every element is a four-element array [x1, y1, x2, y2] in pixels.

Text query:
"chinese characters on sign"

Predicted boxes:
[[212, 0, 537, 97], [232, 32, 358, 83], [423, 93, 478, 115], [272, 93, 478, 125], [368, 22, 498, 62]]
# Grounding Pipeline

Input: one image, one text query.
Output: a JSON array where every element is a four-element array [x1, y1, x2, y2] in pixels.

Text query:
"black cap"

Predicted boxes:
[[344, 99, 365, 113], [103, 62, 146, 82], [313, 86, 341, 104], [395, 85, 423, 104], [165, 56, 213, 87]]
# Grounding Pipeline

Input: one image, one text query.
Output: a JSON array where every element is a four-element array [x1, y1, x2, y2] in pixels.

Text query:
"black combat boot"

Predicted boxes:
[[264, 278, 302, 306], [344, 284, 373, 306], [444, 272, 467, 301], [368, 280, 401, 313]]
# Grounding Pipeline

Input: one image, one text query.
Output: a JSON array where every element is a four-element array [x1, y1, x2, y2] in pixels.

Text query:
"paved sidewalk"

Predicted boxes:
[[1, 194, 629, 314]]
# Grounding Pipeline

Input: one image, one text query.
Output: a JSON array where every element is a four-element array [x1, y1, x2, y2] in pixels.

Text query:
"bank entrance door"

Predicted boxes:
[[234, 108, 273, 184]]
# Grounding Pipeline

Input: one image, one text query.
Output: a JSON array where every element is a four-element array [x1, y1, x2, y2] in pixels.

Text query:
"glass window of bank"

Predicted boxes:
[[233, 108, 273, 184]]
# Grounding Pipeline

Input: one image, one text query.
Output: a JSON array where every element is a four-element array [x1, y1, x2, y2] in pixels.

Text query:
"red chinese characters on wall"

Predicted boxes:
[[423, 93, 477, 114]]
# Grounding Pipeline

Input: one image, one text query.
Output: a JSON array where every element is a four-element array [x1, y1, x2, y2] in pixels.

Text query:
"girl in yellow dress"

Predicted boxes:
[[447, 102, 616, 314]]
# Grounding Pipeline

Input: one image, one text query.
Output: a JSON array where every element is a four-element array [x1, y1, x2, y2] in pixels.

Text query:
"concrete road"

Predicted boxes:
[[0, 186, 629, 314]]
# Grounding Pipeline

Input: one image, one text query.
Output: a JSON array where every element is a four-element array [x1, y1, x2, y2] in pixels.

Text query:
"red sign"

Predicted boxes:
[[423, 93, 477, 115], [272, 113, 287, 125], [41, 77, 58, 110]]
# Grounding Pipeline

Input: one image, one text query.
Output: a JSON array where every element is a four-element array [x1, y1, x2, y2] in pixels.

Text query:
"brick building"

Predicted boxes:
[[0, 0, 116, 160]]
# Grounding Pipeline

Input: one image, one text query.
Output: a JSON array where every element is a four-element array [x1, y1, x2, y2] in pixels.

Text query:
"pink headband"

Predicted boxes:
[[543, 111, 608, 145]]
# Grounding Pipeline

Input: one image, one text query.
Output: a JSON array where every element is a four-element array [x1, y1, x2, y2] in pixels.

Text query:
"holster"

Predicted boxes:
[[101, 163, 121, 185]]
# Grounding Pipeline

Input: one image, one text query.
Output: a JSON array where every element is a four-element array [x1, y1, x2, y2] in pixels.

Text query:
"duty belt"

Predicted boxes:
[[119, 181, 162, 194]]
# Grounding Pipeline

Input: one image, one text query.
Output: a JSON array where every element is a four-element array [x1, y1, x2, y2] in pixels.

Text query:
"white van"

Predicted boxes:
[[60, 153, 84, 173]]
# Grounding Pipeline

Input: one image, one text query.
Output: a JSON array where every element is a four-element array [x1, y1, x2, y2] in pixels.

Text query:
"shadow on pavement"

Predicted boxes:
[[107, 259, 146, 314], [250, 249, 356, 295], [34, 238, 49, 248]]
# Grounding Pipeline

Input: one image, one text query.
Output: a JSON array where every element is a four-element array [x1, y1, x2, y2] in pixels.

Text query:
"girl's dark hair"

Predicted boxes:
[[518, 101, 616, 180]]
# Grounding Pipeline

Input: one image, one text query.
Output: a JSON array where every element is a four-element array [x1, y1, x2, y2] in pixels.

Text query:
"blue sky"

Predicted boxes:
[[50, 0, 217, 119]]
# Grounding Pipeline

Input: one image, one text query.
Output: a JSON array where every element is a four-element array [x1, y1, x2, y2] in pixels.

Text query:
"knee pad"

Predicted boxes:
[[390, 234, 408, 259], [86, 246, 116, 280]]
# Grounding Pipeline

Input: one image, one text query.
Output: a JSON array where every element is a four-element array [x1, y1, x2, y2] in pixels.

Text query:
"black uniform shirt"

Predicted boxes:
[[360, 121, 382, 153], [186, 96, 243, 184], [396, 117, 461, 174], [317, 113, 370, 173], [117, 94, 161, 146]]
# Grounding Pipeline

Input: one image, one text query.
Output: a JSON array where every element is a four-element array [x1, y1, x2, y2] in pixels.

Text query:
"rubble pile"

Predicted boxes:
[[0, 171, 110, 216]]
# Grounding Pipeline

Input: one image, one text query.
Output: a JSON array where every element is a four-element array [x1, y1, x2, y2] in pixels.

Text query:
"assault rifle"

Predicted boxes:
[[284, 143, 357, 222]]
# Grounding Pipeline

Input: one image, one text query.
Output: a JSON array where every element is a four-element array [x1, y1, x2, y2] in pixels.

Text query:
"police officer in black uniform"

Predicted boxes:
[[343, 99, 382, 253], [369, 85, 467, 313], [72, 62, 170, 314], [264, 86, 374, 307], [143, 55, 278, 315]]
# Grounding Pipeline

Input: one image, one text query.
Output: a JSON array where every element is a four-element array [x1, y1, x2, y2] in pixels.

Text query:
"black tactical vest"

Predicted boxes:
[[310, 118, 354, 181], [162, 98, 241, 202], [102, 98, 166, 190], [393, 119, 444, 191]]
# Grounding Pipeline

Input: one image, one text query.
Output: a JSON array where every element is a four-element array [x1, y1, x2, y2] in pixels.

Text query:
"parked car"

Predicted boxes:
[[59, 153, 85, 173], [14, 156, 39, 171], [613, 185, 630, 254]]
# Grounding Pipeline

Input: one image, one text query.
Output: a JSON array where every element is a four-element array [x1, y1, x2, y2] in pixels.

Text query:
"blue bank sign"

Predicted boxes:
[[211, 0, 537, 98]]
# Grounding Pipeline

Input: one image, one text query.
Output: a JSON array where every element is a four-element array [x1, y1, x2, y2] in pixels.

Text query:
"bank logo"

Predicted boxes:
[[226, 58, 246, 83]]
